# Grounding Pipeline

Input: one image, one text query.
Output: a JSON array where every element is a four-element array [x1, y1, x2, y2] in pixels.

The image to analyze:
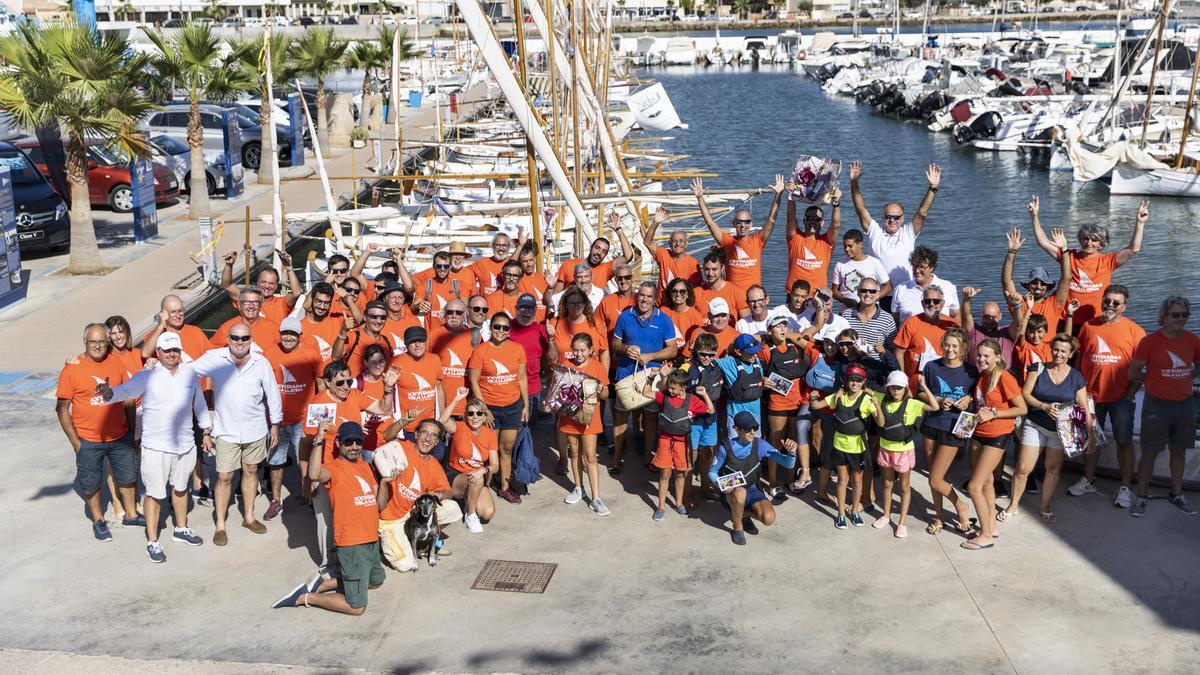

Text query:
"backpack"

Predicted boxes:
[[510, 424, 540, 494]]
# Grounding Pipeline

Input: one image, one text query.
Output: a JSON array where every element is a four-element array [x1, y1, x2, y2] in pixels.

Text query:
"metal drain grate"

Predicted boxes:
[[471, 559, 557, 594]]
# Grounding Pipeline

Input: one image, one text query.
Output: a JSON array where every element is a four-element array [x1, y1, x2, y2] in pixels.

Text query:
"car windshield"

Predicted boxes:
[[153, 135, 188, 155], [0, 149, 46, 185], [88, 145, 123, 165]]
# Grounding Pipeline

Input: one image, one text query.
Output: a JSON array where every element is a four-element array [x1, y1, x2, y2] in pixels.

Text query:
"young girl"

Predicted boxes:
[[556, 333, 611, 517], [444, 392, 499, 534], [643, 367, 715, 521], [873, 370, 935, 538], [917, 327, 979, 536], [810, 363, 884, 530], [677, 332, 724, 505], [809, 337, 841, 505], [760, 315, 809, 501], [965, 339, 1027, 549]]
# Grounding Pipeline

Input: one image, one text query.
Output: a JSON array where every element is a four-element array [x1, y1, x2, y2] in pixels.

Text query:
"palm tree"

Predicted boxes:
[[680, 0, 695, 15], [317, 0, 335, 17], [345, 38, 386, 102], [733, 0, 750, 19], [232, 33, 296, 184], [143, 21, 254, 218], [116, 0, 135, 20], [292, 28, 348, 150], [202, 0, 223, 20], [0, 21, 154, 274]]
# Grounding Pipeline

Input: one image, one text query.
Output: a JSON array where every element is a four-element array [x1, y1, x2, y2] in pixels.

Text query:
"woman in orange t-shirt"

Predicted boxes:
[[555, 333, 610, 515], [549, 286, 611, 369], [964, 339, 1027, 549], [355, 344, 397, 454], [660, 279, 704, 350], [445, 393, 499, 532], [104, 315, 144, 521], [467, 313, 528, 504]]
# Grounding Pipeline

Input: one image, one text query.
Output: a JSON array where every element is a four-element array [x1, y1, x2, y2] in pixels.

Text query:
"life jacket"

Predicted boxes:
[[718, 438, 761, 483], [805, 353, 837, 393], [727, 360, 763, 402], [688, 359, 724, 402], [878, 397, 916, 443], [658, 394, 693, 437], [764, 343, 809, 381], [832, 390, 869, 437]]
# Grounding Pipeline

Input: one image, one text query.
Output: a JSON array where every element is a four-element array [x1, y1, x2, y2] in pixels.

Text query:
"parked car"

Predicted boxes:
[[16, 139, 179, 213], [143, 103, 293, 170], [295, 16, 315, 26], [149, 135, 227, 196], [336, 15, 358, 24], [223, 17, 244, 27], [0, 141, 70, 252], [837, 12, 855, 19], [162, 18, 184, 28]]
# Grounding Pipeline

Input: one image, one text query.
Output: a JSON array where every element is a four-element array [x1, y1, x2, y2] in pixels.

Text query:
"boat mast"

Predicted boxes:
[[1112, 0, 1122, 138], [1138, 0, 1173, 148], [513, 0, 543, 267], [1173, 33, 1200, 168]]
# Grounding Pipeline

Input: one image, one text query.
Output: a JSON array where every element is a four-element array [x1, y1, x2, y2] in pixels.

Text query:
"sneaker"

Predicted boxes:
[[1066, 477, 1097, 497], [272, 583, 307, 609], [742, 517, 759, 535], [564, 486, 583, 505], [731, 530, 747, 545], [834, 515, 848, 530], [1130, 496, 1148, 518], [498, 489, 522, 504], [263, 500, 283, 521], [1169, 493, 1197, 515], [849, 510, 865, 527], [92, 520, 112, 542], [464, 513, 483, 533], [590, 498, 611, 517], [1113, 485, 1134, 509], [146, 541, 166, 563], [121, 514, 147, 528], [676, 506, 689, 517], [652, 510, 665, 522], [171, 528, 203, 546], [305, 572, 325, 594]]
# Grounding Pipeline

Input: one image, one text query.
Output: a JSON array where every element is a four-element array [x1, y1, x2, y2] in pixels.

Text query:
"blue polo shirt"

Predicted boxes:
[[613, 307, 677, 380]]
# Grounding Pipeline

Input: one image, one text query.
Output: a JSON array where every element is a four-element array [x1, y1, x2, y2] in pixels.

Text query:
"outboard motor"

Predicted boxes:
[[995, 77, 1024, 97], [816, 62, 840, 82], [952, 110, 1002, 145]]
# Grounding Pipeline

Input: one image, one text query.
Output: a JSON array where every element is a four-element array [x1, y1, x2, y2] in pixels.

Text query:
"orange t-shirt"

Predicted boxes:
[[391, 352, 443, 431], [484, 289, 544, 322], [342, 329, 396, 377], [108, 348, 144, 381], [893, 315, 960, 383], [300, 313, 345, 366], [973, 370, 1022, 437], [549, 317, 609, 363], [355, 377, 396, 450], [448, 423, 498, 474], [556, 257, 614, 288], [556, 357, 609, 436], [161, 324, 211, 364], [694, 282, 748, 319], [518, 272, 550, 300], [261, 343, 323, 425], [683, 324, 739, 358], [467, 339, 526, 406], [56, 354, 129, 442], [654, 247, 701, 292], [382, 446, 451, 520], [324, 457, 379, 547], [1007, 293, 1062, 338], [596, 293, 636, 332], [661, 305, 704, 350], [1063, 250, 1119, 325], [471, 257, 508, 295], [786, 232, 834, 295], [412, 269, 469, 321], [304, 389, 373, 462], [381, 313, 422, 358], [1134, 330, 1200, 401], [720, 231, 765, 288], [1077, 318, 1146, 403], [430, 328, 475, 417], [210, 315, 280, 354], [1013, 340, 1052, 383]]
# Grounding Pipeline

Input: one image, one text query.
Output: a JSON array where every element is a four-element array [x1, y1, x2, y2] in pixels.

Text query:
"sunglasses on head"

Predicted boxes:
[[228, 335, 252, 342], [733, 218, 753, 225]]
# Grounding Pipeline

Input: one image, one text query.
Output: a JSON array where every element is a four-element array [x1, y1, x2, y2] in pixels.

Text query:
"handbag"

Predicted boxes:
[[614, 362, 658, 411]]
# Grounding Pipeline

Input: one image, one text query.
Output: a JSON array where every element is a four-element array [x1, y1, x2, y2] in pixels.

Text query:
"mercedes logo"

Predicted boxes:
[[16, 212, 31, 227]]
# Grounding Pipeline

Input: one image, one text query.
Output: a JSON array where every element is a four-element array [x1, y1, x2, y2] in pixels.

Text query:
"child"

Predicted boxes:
[[872, 370, 936, 538], [809, 363, 885, 530], [642, 367, 715, 521], [760, 315, 810, 501], [556, 333, 610, 516], [677, 332, 724, 505], [1012, 304, 1051, 383]]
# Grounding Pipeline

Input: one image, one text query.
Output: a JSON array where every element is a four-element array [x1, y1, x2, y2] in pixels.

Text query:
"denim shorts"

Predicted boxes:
[[690, 416, 717, 448], [488, 400, 526, 431], [1140, 394, 1197, 453], [75, 431, 137, 497], [268, 422, 304, 467], [1094, 398, 1135, 445]]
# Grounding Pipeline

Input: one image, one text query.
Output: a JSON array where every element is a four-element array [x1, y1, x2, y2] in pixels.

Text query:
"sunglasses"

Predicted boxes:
[[837, 341, 854, 347], [466, 410, 487, 417], [858, 288, 878, 295], [434, 264, 450, 270], [615, 275, 633, 281], [366, 313, 387, 320], [1101, 299, 1124, 308], [922, 299, 943, 306], [340, 439, 364, 447], [1170, 311, 1190, 319], [696, 351, 717, 358], [670, 289, 688, 294], [332, 378, 353, 387], [503, 272, 522, 278], [470, 306, 489, 313], [804, 215, 823, 223], [445, 309, 465, 316], [343, 287, 361, 294], [228, 335, 252, 342], [733, 218, 753, 225], [883, 214, 904, 221], [330, 267, 349, 274], [491, 324, 511, 332]]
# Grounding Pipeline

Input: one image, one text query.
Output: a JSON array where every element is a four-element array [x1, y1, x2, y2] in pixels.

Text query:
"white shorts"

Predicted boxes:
[[141, 447, 198, 500], [1018, 419, 1063, 452]]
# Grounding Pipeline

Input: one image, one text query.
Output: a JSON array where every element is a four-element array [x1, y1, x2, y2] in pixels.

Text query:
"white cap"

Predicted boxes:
[[280, 317, 303, 335], [156, 332, 182, 351], [885, 370, 908, 389], [708, 297, 730, 316]]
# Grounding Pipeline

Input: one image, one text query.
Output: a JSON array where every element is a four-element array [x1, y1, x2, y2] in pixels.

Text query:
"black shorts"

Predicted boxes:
[[921, 423, 968, 450], [974, 433, 1015, 453], [444, 465, 462, 485], [830, 449, 867, 471]]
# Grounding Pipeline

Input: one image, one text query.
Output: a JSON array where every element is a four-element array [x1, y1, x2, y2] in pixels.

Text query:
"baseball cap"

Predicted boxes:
[[155, 332, 182, 351], [707, 297, 730, 316], [733, 411, 760, 431], [732, 333, 763, 355], [885, 370, 908, 389], [403, 326, 428, 344], [516, 293, 538, 308], [279, 317, 303, 335], [846, 364, 868, 380], [1021, 267, 1054, 288], [365, 300, 388, 314], [767, 315, 789, 329], [336, 421, 365, 443]]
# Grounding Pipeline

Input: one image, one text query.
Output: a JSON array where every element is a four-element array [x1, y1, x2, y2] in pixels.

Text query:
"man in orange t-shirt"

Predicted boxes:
[[300, 282, 361, 366], [643, 205, 700, 292], [390, 327, 444, 436], [470, 233, 517, 295], [595, 262, 636, 330], [379, 285, 420, 358], [430, 299, 478, 418], [517, 245, 552, 301], [893, 286, 959, 391], [1072, 284, 1145, 504], [784, 189, 840, 295], [412, 251, 469, 321], [552, 214, 637, 293], [219, 249, 303, 324], [694, 175, 785, 289], [683, 297, 739, 358], [211, 286, 281, 354], [261, 317, 324, 519], [377, 422, 461, 571], [694, 252, 748, 319], [333, 301, 396, 376], [56, 323, 139, 539]]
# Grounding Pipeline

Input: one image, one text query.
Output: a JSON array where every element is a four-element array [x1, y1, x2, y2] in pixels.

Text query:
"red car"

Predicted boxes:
[[16, 139, 180, 213]]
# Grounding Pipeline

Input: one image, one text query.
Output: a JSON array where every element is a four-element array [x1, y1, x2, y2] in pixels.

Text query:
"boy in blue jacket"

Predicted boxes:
[[709, 411, 799, 546]]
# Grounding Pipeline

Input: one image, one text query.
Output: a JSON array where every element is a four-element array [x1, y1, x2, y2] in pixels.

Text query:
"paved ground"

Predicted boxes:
[[3, 384, 1198, 673]]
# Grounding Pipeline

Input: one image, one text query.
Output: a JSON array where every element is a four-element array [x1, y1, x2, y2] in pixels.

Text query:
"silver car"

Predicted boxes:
[[143, 103, 293, 171], [149, 134, 227, 196]]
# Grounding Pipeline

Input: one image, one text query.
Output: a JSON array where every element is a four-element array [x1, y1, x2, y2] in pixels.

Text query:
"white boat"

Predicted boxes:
[[663, 37, 696, 65], [1109, 163, 1200, 196]]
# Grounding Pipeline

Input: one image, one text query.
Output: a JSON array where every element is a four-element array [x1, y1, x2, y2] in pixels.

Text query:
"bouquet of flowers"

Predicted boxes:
[[1056, 403, 1092, 458], [544, 365, 600, 425], [790, 155, 842, 204]]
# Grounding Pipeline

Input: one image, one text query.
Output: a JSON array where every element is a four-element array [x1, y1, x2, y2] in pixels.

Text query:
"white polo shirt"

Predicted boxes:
[[866, 219, 918, 288], [893, 275, 961, 324], [110, 362, 211, 455]]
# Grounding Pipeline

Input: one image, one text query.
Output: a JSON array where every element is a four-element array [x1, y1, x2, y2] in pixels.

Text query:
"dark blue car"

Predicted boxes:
[[0, 141, 70, 253]]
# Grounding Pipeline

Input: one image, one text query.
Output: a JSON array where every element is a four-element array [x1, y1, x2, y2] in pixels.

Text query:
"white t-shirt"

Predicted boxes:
[[735, 314, 771, 337], [892, 275, 961, 324], [831, 255, 890, 305], [769, 303, 852, 342], [866, 219, 918, 288]]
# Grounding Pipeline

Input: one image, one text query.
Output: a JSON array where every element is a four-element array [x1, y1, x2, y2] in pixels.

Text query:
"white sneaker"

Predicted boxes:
[[463, 513, 483, 534], [1113, 485, 1134, 509], [591, 498, 610, 517], [1066, 477, 1097, 497], [564, 486, 582, 504]]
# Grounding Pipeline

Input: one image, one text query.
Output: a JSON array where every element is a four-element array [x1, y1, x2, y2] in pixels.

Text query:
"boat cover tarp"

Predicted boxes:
[[1065, 137, 1169, 182]]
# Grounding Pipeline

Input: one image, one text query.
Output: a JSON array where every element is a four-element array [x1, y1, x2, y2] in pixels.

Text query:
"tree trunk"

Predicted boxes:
[[64, 139, 104, 275], [316, 81, 329, 151], [187, 96, 212, 219], [258, 85, 276, 185]]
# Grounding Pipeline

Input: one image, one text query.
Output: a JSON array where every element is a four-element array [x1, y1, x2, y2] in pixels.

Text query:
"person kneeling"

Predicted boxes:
[[708, 411, 798, 545], [377, 418, 462, 571]]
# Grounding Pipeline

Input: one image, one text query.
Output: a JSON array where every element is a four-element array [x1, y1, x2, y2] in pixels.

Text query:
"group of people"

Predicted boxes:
[[55, 160, 1198, 614]]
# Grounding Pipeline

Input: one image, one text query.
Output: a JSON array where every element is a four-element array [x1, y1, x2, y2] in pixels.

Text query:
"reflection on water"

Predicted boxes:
[[644, 64, 1197, 326]]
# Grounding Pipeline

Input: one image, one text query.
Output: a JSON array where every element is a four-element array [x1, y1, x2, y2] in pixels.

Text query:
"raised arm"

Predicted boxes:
[[1115, 200, 1148, 267], [847, 161, 872, 229], [277, 249, 302, 308], [142, 310, 170, 359], [307, 421, 334, 483], [1001, 228, 1023, 300], [1050, 227, 1073, 307], [824, 187, 842, 244], [1026, 195, 1059, 258], [910, 163, 941, 235], [643, 206, 668, 252], [610, 213, 639, 265], [349, 242, 380, 285], [758, 174, 786, 244], [219, 250, 242, 303], [960, 286, 978, 334], [785, 183, 798, 241], [692, 177, 725, 244]]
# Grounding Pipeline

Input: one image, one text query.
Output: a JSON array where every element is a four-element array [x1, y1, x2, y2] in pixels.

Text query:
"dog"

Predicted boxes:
[[404, 494, 441, 569]]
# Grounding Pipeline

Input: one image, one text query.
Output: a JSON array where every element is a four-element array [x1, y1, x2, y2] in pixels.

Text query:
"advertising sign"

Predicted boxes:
[[288, 93, 305, 167], [222, 109, 244, 198], [129, 157, 158, 242], [0, 165, 27, 311]]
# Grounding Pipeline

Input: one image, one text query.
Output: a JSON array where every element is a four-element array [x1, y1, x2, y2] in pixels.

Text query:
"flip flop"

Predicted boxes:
[[960, 541, 994, 550], [1040, 511, 1057, 524], [926, 519, 943, 535], [996, 509, 1018, 523]]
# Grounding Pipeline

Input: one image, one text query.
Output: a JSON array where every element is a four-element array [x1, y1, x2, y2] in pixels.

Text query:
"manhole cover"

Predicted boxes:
[[472, 559, 557, 594]]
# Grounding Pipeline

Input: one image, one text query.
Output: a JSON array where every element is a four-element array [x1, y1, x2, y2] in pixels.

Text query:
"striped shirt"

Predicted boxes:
[[841, 306, 897, 363]]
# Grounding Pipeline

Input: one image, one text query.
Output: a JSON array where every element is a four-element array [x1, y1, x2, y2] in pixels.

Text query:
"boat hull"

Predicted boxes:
[[1109, 164, 1200, 197]]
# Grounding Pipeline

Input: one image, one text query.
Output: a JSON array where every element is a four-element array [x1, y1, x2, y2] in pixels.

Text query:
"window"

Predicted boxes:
[[201, 113, 223, 129]]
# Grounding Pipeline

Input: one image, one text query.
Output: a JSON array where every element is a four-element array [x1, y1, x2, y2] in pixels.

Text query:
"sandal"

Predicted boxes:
[[607, 462, 623, 477], [926, 519, 943, 535], [789, 477, 812, 495], [960, 540, 994, 550], [996, 509, 1018, 523], [1040, 511, 1057, 524]]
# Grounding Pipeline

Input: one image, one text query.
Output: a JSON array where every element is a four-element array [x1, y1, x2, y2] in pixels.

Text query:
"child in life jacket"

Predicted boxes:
[[872, 370, 937, 538], [676, 332, 724, 505], [809, 363, 885, 530], [643, 367, 715, 522]]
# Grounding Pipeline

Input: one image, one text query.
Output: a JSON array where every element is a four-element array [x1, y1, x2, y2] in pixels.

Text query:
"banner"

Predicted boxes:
[[222, 109, 244, 198], [287, 93, 305, 167], [129, 157, 158, 243], [627, 83, 685, 132], [0, 165, 27, 312]]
